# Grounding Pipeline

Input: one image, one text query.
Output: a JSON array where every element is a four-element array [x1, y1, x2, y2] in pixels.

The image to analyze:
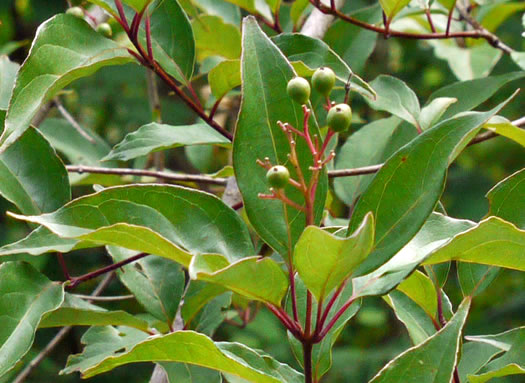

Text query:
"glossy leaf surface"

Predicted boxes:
[[487, 169, 525, 229]]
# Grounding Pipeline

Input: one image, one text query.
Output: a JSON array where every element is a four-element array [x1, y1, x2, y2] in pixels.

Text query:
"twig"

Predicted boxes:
[[12, 273, 114, 383], [308, 0, 514, 54], [301, 0, 345, 39], [66, 165, 228, 185], [72, 293, 135, 301], [54, 98, 96, 143]]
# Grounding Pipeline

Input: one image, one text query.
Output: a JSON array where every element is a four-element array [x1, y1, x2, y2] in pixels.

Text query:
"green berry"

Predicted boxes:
[[96, 23, 113, 38], [66, 6, 84, 19], [327, 103, 352, 132], [266, 166, 290, 189], [312, 67, 336, 96], [287, 77, 311, 105]]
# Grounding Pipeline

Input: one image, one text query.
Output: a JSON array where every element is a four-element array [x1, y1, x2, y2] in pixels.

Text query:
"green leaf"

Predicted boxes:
[[351, 213, 475, 299], [379, 0, 411, 20], [0, 262, 64, 377], [0, 127, 70, 215], [233, 16, 327, 257], [424, 217, 525, 272], [511, 51, 525, 70], [181, 281, 227, 327], [73, 330, 301, 382], [348, 97, 511, 275], [294, 213, 374, 302], [384, 290, 436, 345], [159, 362, 222, 383], [479, 2, 525, 32], [324, 6, 381, 74], [290, 0, 309, 25], [192, 15, 241, 60], [396, 270, 437, 319], [466, 327, 525, 383], [39, 293, 151, 332], [108, 246, 185, 325], [189, 254, 288, 305], [147, 0, 195, 84], [209, 59, 241, 100], [61, 326, 150, 375], [419, 97, 457, 131], [457, 341, 503, 382], [8, 185, 254, 266], [104, 122, 231, 161], [482, 116, 525, 147], [0, 55, 19, 111], [457, 263, 499, 297], [191, 0, 241, 25], [366, 75, 421, 128], [272, 33, 375, 100], [222, 0, 273, 21], [487, 168, 525, 229], [333, 117, 417, 206], [0, 14, 132, 152], [369, 299, 471, 383], [0, 226, 79, 257], [123, 0, 154, 12], [427, 72, 525, 121]]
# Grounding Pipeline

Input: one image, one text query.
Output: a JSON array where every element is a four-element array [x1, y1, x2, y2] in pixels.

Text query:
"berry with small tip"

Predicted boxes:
[[287, 77, 311, 105], [327, 103, 352, 132], [312, 67, 336, 96], [96, 23, 113, 38], [266, 166, 290, 189], [66, 7, 84, 19]]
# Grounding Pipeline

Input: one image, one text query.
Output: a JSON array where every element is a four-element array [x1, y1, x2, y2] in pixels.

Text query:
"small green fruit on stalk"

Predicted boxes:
[[312, 67, 336, 96], [96, 23, 113, 38], [266, 166, 290, 189], [287, 77, 311, 105], [66, 7, 84, 19], [327, 103, 352, 132]]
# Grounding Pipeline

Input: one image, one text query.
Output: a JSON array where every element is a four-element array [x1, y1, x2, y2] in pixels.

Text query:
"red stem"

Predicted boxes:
[[316, 295, 357, 341], [145, 14, 153, 60], [316, 281, 346, 336], [114, 0, 130, 32], [290, 268, 300, 324], [67, 253, 149, 289], [56, 253, 71, 281]]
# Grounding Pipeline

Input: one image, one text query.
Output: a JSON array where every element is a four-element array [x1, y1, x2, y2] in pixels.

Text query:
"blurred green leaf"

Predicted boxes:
[[482, 116, 525, 147], [418, 97, 457, 131], [0, 55, 18, 111], [0, 14, 133, 151], [379, 0, 411, 20], [396, 270, 437, 319], [457, 341, 503, 382], [192, 15, 241, 60], [487, 168, 525, 229], [209, 59, 241, 99], [0, 262, 64, 377]]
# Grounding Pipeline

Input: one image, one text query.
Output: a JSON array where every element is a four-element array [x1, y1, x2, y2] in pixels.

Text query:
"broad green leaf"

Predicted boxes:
[[487, 169, 525, 229], [74, 330, 301, 382], [209, 59, 241, 100], [511, 51, 525, 70], [0, 226, 81, 257], [419, 97, 457, 131], [39, 293, 151, 332], [348, 98, 511, 276], [123, 0, 154, 11], [182, 280, 227, 327], [457, 341, 503, 382], [189, 254, 288, 305], [351, 213, 475, 299], [233, 16, 327, 257], [424, 217, 525, 272], [190, 292, 231, 336], [379, 0, 411, 20], [192, 15, 241, 60], [223, 0, 273, 21], [427, 72, 525, 121], [108, 246, 185, 325], [191, 0, 241, 25], [457, 263, 499, 297], [0, 14, 133, 151], [61, 326, 149, 375], [0, 55, 18, 111], [294, 213, 374, 301], [290, 0, 310, 25], [0, 262, 64, 377], [147, 0, 195, 84], [428, 41, 502, 81], [366, 75, 420, 128], [324, 6, 381, 74], [334, 117, 417, 206], [479, 2, 525, 32], [369, 299, 471, 383], [467, 327, 525, 383], [483, 116, 525, 147], [8, 185, 254, 266], [0, 127, 70, 215], [104, 122, 231, 161], [272, 33, 375, 100], [39, 118, 112, 165], [384, 290, 436, 345], [159, 362, 222, 383], [396, 270, 437, 319]]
